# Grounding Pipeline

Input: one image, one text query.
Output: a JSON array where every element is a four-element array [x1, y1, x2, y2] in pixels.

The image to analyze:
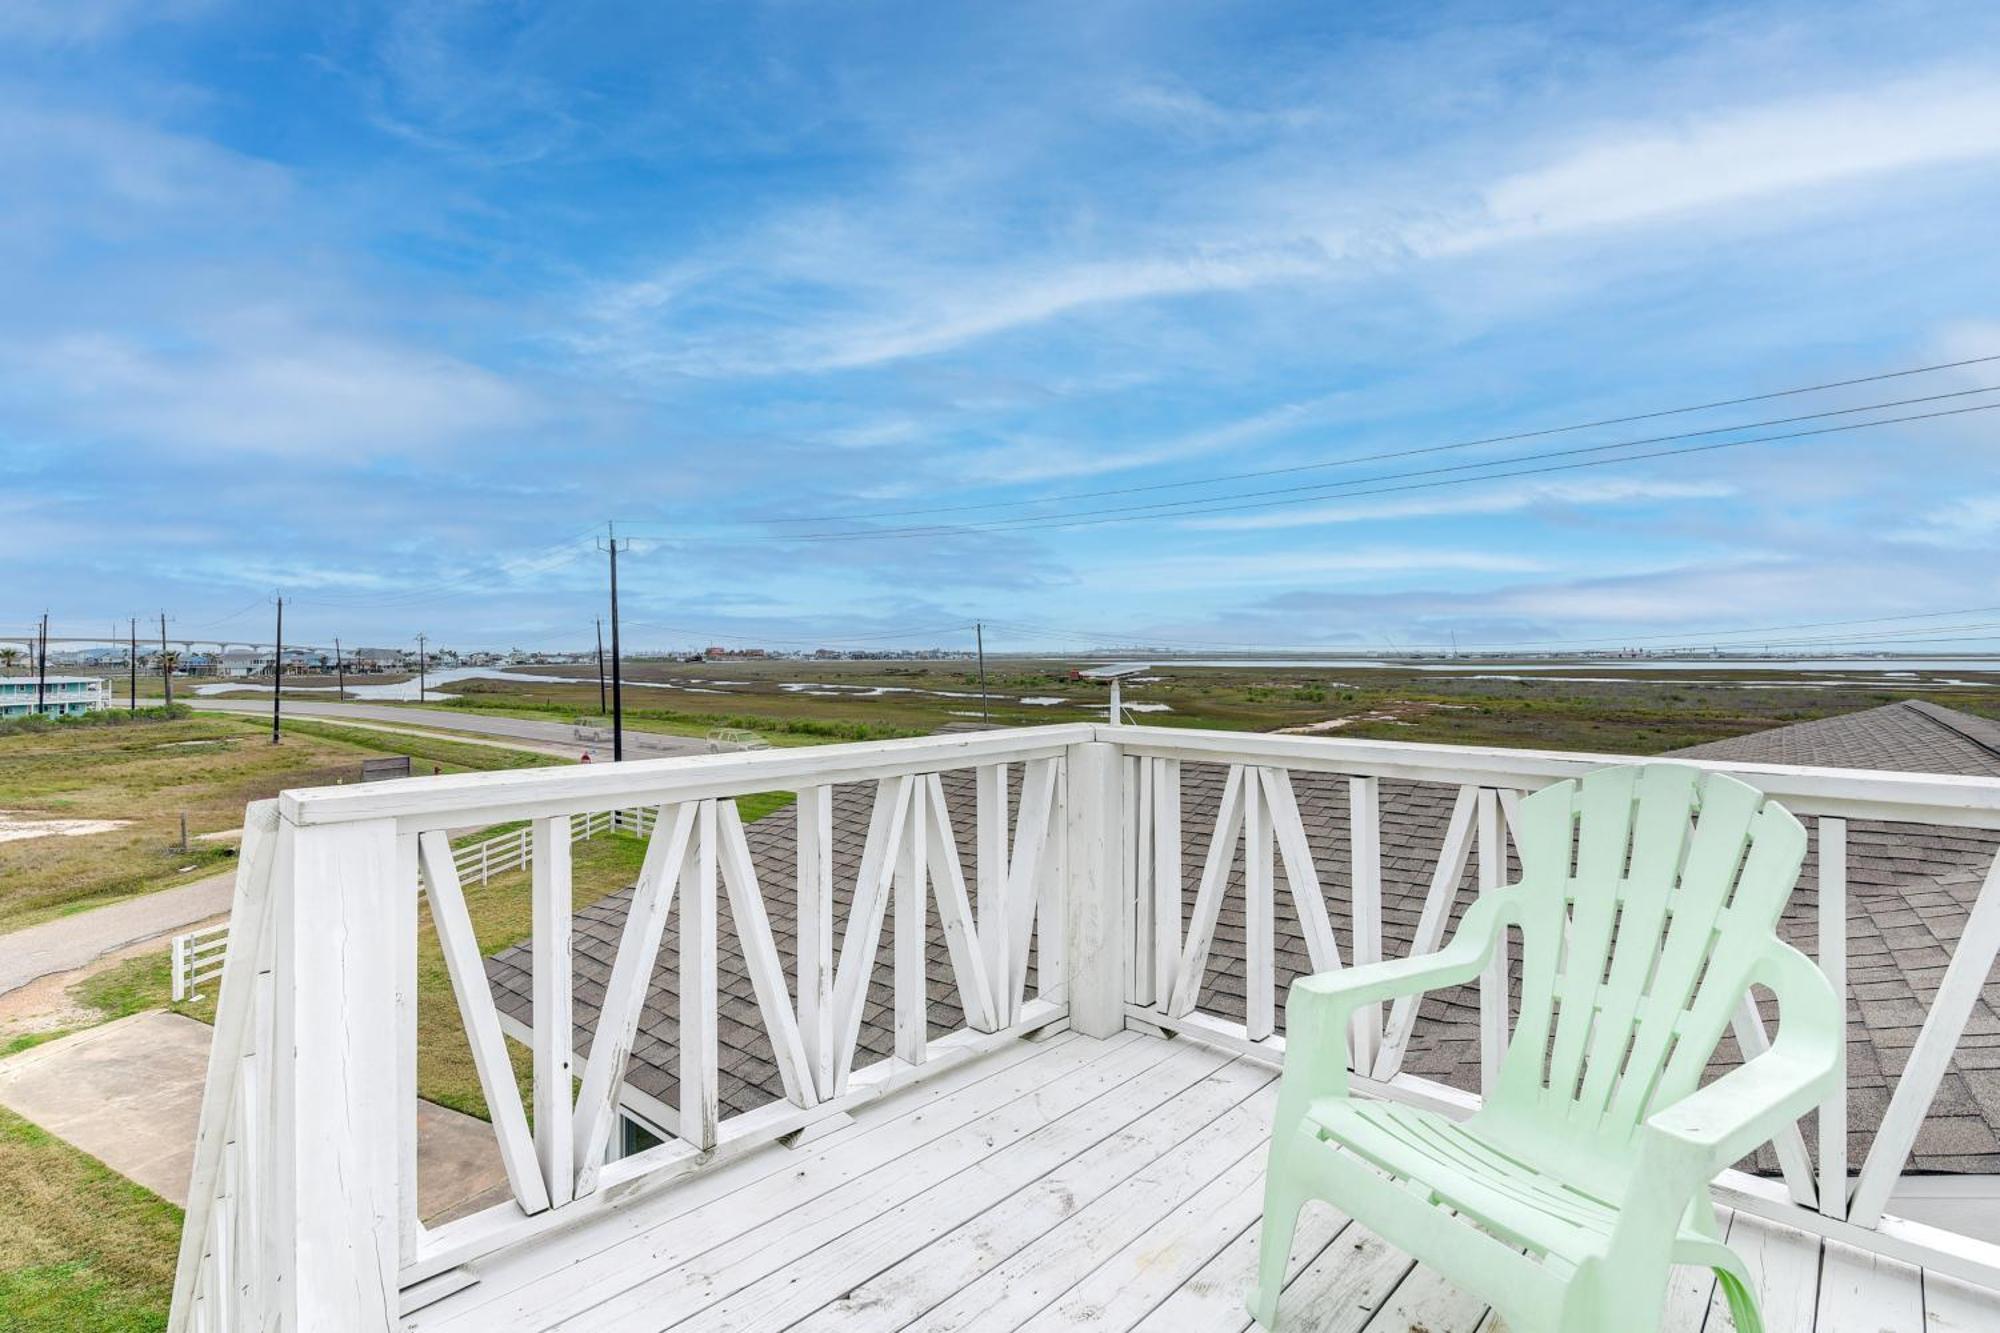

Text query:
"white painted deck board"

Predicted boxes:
[[409, 1030, 2000, 1333]]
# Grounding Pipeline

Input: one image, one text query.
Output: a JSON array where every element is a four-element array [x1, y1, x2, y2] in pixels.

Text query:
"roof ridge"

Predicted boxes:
[[1899, 698, 2000, 766]]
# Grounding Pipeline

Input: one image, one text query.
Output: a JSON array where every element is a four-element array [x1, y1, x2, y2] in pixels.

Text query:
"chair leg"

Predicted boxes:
[[1714, 1264, 1764, 1333], [1248, 1123, 1314, 1329]]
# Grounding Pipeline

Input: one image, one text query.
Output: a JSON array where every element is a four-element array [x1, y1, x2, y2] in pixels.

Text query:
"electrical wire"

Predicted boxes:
[[789, 400, 2000, 541], [764, 353, 2000, 524]]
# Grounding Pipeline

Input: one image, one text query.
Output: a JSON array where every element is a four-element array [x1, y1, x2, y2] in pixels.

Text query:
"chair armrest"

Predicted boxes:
[[1294, 901, 1505, 1010], [1641, 942, 1843, 1173], [1277, 893, 1509, 1108]]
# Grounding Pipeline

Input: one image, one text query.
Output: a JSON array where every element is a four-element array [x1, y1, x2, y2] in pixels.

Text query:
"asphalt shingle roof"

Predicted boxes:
[[487, 699, 2000, 1175]]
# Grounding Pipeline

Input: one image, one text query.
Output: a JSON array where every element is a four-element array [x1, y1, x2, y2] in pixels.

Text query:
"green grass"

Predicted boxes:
[[0, 712, 559, 932], [433, 690, 923, 743], [331, 656, 2000, 756], [273, 717, 555, 772], [418, 830, 653, 1118], [0, 1107, 182, 1333]]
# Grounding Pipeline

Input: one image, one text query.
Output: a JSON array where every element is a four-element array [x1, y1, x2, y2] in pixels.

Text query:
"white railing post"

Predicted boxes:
[[1476, 787, 1510, 1097], [1064, 741, 1125, 1037], [532, 815, 575, 1207], [1817, 817, 1849, 1221], [1348, 775, 1383, 1071], [797, 786, 835, 1098], [274, 815, 404, 1328]]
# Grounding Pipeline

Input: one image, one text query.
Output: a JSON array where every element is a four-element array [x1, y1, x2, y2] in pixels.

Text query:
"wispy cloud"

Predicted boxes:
[[1432, 73, 2000, 252], [11, 320, 540, 457], [572, 66, 2000, 379], [1888, 494, 2000, 548], [1102, 547, 1549, 592], [1185, 478, 1736, 531], [958, 391, 1356, 484]]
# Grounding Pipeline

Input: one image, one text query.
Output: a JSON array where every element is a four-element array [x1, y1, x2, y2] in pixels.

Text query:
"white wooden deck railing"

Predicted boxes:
[[165, 808, 665, 999], [167, 726, 1105, 1332], [169, 724, 2000, 1330]]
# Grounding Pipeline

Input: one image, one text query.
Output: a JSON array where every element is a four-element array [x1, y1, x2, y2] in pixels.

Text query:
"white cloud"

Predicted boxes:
[[1889, 494, 2000, 548], [13, 322, 539, 458], [1432, 73, 2000, 252], [0, 0, 211, 46], [575, 68, 2000, 378], [959, 391, 1355, 484], [1186, 478, 1736, 531]]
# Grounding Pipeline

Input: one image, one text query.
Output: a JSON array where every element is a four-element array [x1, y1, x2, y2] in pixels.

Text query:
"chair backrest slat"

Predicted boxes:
[[1490, 763, 1807, 1144]]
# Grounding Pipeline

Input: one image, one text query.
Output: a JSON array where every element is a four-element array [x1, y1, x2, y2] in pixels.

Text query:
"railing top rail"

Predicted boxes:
[[1106, 725, 2000, 828], [275, 720, 2000, 833], [278, 724, 1098, 830]]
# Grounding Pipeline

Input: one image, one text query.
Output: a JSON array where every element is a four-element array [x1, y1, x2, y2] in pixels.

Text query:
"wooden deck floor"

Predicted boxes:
[[409, 1029, 2000, 1332]]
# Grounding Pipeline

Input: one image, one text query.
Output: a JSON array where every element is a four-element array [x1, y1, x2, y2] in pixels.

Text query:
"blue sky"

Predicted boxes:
[[4, 1, 1999, 655]]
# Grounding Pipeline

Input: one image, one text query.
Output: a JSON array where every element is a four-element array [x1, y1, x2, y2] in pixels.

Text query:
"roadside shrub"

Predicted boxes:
[[0, 704, 190, 738]]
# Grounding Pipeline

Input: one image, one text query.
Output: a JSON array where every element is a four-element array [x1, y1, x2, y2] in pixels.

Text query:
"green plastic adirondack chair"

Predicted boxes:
[[1250, 764, 1844, 1333]]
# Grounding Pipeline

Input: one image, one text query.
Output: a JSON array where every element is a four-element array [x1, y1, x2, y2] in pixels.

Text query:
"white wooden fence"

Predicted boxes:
[[167, 724, 2000, 1330], [170, 921, 231, 1002], [451, 806, 659, 884]]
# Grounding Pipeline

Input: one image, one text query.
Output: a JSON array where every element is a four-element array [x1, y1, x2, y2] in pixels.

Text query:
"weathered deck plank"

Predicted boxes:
[[407, 1030, 2000, 1333]]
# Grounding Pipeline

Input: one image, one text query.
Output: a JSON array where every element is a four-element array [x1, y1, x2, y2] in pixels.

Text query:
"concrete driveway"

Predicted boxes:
[[0, 1011, 508, 1220]]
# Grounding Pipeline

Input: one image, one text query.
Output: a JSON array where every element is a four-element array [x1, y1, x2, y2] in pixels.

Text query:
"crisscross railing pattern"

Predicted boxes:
[[169, 727, 1097, 1331]]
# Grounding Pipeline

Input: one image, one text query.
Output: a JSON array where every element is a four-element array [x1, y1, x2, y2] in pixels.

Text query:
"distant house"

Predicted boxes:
[[217, 650, 264, 677], [0, 675, 108, 718], [347, 647, 406, 672]]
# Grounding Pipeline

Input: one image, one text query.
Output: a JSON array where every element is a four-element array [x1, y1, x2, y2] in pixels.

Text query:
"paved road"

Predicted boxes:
[[192, 697, 712, 762], [0, 871, 235, 996]]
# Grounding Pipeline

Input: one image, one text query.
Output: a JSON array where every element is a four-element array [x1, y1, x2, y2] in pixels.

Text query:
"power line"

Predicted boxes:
[[975, 606, 2000, 656], [789, 400, 2000, 541], [765, 353, 2000, 525]]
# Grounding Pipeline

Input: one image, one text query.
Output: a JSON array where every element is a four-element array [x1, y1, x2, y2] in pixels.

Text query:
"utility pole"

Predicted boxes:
[[334, 637, 346, 701], [159, 612, 172, 709], [975, 621, 989, 724], [599, 523, 629, 761], [128, 617, 137, 711], [596, 617, 607, 715], [417, 633, 428, 703], [271, 596, 284, 744], [35, 613, 46, 715]]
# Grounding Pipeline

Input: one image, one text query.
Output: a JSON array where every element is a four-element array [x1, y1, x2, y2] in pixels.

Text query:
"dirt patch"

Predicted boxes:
[[0, 812, 132, 844], [1276, 700, 1448, 734], [0, 932, 198, 1043]]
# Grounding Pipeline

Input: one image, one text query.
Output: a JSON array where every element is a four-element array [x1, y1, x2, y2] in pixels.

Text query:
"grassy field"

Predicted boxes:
[[0, 1106, 182, 1333], [0, 711, 556, 933], [271, 655, 2000, 756]]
